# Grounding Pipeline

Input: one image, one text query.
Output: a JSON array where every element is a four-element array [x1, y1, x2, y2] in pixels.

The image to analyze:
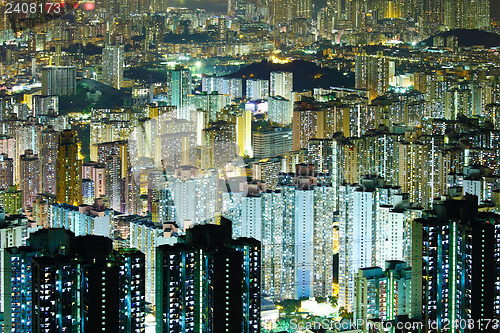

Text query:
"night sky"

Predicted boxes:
[[167, 0, 500, 20], [492, 0, 500, 20]]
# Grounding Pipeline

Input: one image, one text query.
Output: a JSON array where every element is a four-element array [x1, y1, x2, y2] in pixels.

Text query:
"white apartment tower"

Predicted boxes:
[[102, 45, 124, 89], [270, 71, 293, 99], [222, 166, 334, 301], [338, 176, 416, 311], [167, 166, 217, 231], [246, 79, 269, 100]]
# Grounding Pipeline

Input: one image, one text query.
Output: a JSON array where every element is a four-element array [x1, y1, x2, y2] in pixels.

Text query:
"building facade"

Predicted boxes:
[[155, 218, 260, 333]]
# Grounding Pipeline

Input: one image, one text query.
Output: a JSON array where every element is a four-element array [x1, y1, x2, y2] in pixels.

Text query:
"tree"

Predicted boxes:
[[339, 307, 353, 320], [276, 299, 301, 314]]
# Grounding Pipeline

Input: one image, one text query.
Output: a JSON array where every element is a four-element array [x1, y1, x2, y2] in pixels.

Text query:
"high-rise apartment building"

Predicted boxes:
[[443, 0, 490, 30], [41, 66, 76, 96], [20, 149, 40, 209], [56, 130, 82, 206], [223, 165, 335, 301], [397, 140, 430, 207], [0, 135, 15, 164], [102, 45, 124, 89], [82, 161, 106, 198], [353, 261, 422, 330], [417, 195, 500, 332], [189, 92, 230, 121], [422, 0, 444, 25], [222, 180, 269, 241], [0, 153, 13, 190], [222, 77, 243, 100], [96, 140, 129, 179], [292, 0, 312, 19], [0, 210, 28, 315], [252, 127, 293, 159], [89, 108, 132, 160], [3, 229, 145, 333], [32, 95, 58, 117], [355, 53, 389, 101], [338, 176, 419, 311], [155, 218, 260, 333], [246, 79, 269, 100], [270, 71, 293, 99], [0, 186, 23, 215], [4, 240, 39, 332], [455, 165, 500, 204], [444, 88, 473, 119], [308, 137, 343, 208], [228, 0, 246, 17], [40, 126, 58, 195], [106, 153, 124, 212], [32, 196, 53, 228], [269, 0, 293, 25], [397, 135, 449, 209], [49, 199, 112, 238], [252, 158, 283, 190], [202, 76, 224, 94], [307, 138, 335, 174], [293, 107, 318, 151], [236, 109, 252, 157], [16, 124, 42, 174], [371, 0, 407, 19], [268, 96, 293, 125], [82, 179, 95, 204], [127, 215, 174, 306], [169, 66, 192, 120], [201, 120, 237, 169], [157, 122, 198, 170], [166, 166, 218, 230]]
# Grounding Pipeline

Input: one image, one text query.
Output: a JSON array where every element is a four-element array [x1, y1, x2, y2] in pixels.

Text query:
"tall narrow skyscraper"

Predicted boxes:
[[105, 153, 123, 212], [40, 126, 58, 195], [56, 130, 82, 206], [169, 65, 192, 120], [236, 110, 252, 157], [0, 153, 13, 190], [102, 45, 124, 89], [20, 149, 39, 209], [355, 53, 389, 101]]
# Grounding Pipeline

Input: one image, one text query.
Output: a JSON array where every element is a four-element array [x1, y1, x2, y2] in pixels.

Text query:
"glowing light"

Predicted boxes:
[[298, 298, 336, 317], [385, 39, 403, 45], [270, 55, 291, 64]]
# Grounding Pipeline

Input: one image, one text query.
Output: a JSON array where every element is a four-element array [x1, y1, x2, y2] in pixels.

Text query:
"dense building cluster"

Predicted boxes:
[[0, 0, 500, 332]]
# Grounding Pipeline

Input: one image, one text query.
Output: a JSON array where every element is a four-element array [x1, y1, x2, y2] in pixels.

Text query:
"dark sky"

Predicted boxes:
[[168, 0, 500, 20], [492, 0, 500, 20]]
